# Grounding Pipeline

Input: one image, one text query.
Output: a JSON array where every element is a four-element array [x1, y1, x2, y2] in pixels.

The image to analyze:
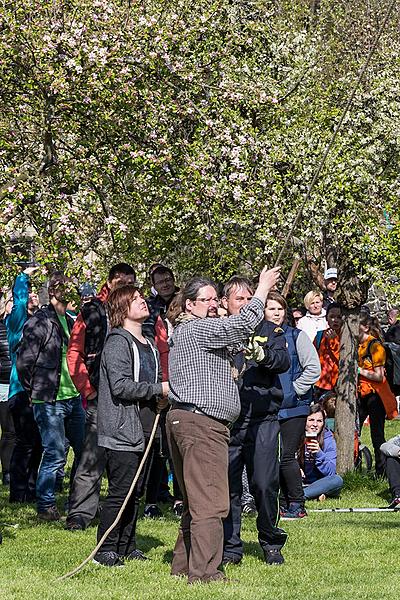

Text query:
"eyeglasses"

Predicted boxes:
[[154, 276, 174, 285], [194, 297, 219, 305]]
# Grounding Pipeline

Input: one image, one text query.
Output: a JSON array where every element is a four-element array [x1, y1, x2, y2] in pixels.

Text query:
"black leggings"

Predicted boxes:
[[279, 416, 307, 505], [358, 392, 386, 476]]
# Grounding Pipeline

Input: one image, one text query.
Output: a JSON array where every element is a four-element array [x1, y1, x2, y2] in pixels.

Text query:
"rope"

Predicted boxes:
[[309, 507, 399, 513], [57, 412, 161, 581], [274, 0, 397, 267]]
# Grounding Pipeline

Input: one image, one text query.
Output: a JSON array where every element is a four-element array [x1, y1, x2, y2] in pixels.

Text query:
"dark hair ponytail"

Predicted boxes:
[[360, 312, 384, 342]]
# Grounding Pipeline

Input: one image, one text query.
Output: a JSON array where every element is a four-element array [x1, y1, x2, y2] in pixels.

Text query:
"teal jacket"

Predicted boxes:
[[5, 273, 29, 400]]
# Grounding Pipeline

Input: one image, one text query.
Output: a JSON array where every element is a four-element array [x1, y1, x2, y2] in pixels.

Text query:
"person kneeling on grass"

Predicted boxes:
[[93, 284, 169, 568], [298, 404, 343, 502]]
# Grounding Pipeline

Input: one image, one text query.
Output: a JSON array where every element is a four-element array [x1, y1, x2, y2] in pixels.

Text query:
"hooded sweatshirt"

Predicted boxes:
[[297, 309, 327, 342], [97, 327, 163, 452]]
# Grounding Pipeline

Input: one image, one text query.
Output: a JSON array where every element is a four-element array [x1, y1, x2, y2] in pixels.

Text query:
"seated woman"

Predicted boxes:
[[297, 291, 327, 342], [298, 404, 343, 501], [380, 435, 400, 509]]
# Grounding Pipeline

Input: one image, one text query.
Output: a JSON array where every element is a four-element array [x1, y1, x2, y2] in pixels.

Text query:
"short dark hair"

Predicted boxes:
[[48, 271, 67, 297], [326, 302, 342, 317], [222, 276, 253, 299], [266, 290, 288, 311], [151, 266, 174, 285], [108, 263, 136, 283], [181, 276, 217, 312]]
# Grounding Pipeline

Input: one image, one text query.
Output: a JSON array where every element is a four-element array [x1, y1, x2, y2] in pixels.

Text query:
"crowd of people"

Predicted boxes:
[[0, 262, 399, 583]]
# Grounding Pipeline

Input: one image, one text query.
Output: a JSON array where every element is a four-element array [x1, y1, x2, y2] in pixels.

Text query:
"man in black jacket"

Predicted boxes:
[[65, 263, 136, 531], [221, 276, 290, 567], [17, 272, 85, 521]]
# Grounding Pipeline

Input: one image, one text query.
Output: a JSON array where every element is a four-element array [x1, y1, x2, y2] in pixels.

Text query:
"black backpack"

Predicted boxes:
[[365, 338, 400, 396]]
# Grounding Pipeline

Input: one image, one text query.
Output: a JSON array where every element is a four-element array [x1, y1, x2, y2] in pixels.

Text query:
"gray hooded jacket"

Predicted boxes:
[[97, 327, 163, 452]]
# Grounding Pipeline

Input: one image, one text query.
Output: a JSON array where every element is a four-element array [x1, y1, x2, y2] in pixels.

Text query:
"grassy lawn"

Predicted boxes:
[[1, 420, 399, 600]]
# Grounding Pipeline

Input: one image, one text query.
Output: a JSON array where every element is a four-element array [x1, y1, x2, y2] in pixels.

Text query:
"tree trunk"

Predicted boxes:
[[335, 309, 359, 474]]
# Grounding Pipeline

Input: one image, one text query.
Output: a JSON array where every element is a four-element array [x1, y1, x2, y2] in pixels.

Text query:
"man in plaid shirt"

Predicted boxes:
[[166, 266, 281, 584]]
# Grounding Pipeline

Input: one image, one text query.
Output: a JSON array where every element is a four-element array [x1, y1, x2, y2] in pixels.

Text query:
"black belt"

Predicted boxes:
[[170, 402, 232, 429]]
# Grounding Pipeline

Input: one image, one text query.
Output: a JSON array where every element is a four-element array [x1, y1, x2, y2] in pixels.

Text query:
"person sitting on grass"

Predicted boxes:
[[380, 435, 400, 510], [298, 404, 343, 502], [93, 284, 169, 568]]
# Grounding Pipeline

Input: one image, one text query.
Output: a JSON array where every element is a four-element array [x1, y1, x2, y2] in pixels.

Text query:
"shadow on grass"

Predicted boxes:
[[136, 533, 164, 552], [242, 540, 264, 561], [162, 549, 173, 565]]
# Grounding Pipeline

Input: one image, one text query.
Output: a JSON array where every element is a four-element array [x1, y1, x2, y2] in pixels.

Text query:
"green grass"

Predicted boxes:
[[1, 420, 399, 600]]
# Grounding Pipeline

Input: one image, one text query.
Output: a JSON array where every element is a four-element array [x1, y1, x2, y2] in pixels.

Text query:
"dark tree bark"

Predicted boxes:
[[335, 270, 369, 474], [335, 309, 359, 474]]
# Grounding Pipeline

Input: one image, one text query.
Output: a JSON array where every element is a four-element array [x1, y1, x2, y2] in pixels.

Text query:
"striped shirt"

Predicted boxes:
[[168, 296, 264, 422]]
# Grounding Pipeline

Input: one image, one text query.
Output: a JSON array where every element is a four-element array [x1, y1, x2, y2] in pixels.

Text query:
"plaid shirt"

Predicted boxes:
[[168, 297, 264, 422]]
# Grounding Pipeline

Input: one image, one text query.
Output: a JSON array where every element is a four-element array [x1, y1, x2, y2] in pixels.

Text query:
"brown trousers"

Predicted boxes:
[[166, 409, 230, 583]]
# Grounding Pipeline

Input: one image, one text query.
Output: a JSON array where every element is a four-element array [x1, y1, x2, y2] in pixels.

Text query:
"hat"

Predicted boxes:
[[78, 282, 97, 299], [324, 268, 337, 280]]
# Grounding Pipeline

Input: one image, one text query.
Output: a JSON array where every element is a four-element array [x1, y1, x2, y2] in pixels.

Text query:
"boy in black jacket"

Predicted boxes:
[[221, 277, 290, 567]]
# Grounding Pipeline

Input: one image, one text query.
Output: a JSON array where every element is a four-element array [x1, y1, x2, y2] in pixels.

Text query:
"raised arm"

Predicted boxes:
[[196, 267, 282, 350]]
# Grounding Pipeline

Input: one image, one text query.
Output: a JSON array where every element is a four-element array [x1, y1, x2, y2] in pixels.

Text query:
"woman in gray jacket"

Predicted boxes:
[[94, 284, 168, 568]]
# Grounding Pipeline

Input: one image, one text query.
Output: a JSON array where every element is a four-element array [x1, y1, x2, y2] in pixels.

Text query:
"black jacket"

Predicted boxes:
[[142, 290, 178, 339], [17, 304, 75, 403], [81, 298, 108, 390], [0, 321, 11, 384], [236, 320, 290, 422]]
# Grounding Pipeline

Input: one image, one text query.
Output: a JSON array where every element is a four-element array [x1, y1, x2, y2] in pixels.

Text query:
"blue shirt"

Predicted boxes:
[[5, 274, 29, 400]]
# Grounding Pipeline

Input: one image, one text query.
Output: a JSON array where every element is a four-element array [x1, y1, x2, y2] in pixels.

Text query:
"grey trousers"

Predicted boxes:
[[66, 400, 106, 528]]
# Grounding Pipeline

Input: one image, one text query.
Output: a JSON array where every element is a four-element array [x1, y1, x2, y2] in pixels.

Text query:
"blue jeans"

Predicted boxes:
[[303, 475, 344, 500], [33, 397, 85, 512]]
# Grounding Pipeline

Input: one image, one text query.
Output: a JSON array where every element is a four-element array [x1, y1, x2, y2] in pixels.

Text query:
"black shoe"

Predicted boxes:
[[65, 516, 85, 531], [264, 548, 284, 566], [388, 497, 400, 510], [173, 502, 184, 517], [124, 549, 148, 561], [93, 551, 124, 567], [143, 504, 163, 519], [241, 501, 257, 516], [37, 506, 61, 522], [2, 472, 10, 486], [222, 555, 242, 566]]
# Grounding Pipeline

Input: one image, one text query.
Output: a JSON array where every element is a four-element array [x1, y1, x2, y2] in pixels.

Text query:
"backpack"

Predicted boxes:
[[365, 338, 400, 395]]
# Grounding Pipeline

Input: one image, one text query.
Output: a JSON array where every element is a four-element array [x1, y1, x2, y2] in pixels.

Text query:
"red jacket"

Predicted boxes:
[[67, 284, 109, 406]]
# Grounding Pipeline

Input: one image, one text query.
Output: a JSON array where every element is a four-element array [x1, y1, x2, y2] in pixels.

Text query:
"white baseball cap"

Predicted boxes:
[[324, 268, 338, 280]]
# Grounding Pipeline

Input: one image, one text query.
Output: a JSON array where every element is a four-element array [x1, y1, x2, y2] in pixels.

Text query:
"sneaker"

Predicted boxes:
[[65, 516, 85, 531], [264, 548, 284, 566], [143, 504, 163, 519], [124, 549, 148, 561], [280, 505, 307, 520], [388, 497, 400, 510], [37, 506, 61, 522], [221, 555, 242, 566], [242, 501, 257, 516], [173, 502, 184, 517], [93, 551, 124, 567]]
